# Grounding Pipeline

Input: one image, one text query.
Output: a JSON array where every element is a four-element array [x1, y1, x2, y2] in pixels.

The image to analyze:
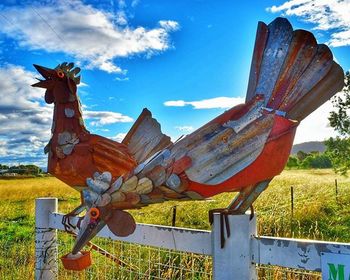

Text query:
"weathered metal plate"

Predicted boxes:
[[268, 30, 317, 109], [170, 122, 221, 160], [254, 17, 293, 105], [223, 97, 264, 133], [246, 21, 269, 103], [252, 236, 350, 271], [123, 108, 171, 163], [280, 44, 333, 115], [287, 62, 345, 121], [186, 114, 274, 184]]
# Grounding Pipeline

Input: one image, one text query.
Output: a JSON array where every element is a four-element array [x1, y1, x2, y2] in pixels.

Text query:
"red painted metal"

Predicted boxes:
[[187, 115, 297, 197]]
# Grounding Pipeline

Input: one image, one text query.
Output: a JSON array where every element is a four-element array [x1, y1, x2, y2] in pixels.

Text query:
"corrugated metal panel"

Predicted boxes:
[[125, 109, 171, 163], [287, 62, 345, 121], [170, 122, 221, 160], [254, 17, 293, 105], [186, 114, 274, 184], [245, 22, 269, 103], [280, 44, 334, 114], [268, 30, 317, 109]]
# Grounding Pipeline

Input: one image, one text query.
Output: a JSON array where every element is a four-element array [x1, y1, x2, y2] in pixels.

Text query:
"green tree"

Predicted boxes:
[[296, 150, 308, 161], [326, 71, 350, 174], [300, 153, 332, 169], [286, 155, 299, 168]]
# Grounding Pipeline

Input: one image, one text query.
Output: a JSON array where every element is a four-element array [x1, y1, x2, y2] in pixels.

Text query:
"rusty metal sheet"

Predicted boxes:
[[126, 109, 171, 163], [169, 122, 221, 160], [223, 97, 264, 133], [254, 17, 293, 105], [205, 129, 271, 185], [228, 180, 271, 213], [186, 114, 274, 184], [245, 21, 269, 103], [268, 30, 317, 109], [287, 62, 345, 121], [280, 44, 333, 114]]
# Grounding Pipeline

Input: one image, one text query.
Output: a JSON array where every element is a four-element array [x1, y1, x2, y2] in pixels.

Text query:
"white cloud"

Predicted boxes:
[[131, 0, 140, 8], [175, 126, 194, 132], [267, 0, 350, 47], [85, 110, 133, 126], [78, 81, 88, 87], [0, 1, 179, 73], [115, 77, 130, 82], [110, 132, 127, 142], [164, 96, 245, 109], [0, 64, 134, 166], [159, 20, 180, 31], [0, 64, 52, 166], [294, 100, 339, 144]]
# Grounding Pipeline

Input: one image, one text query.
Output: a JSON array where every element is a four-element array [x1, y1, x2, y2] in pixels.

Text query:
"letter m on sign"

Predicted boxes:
[[321, 253, 350, 280], [328, 264, 345, 280]]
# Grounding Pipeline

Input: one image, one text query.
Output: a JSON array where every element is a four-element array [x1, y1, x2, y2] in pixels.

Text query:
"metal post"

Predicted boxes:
[[171, 206, 177, 227], [291, 186, 294, 234], [335, 179, 338, 203], [35, 198, 58, 280], [212, 213, 257, 280]]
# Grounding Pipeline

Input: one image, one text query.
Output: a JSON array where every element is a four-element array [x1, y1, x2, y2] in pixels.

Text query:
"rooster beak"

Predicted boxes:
[[31, 64, 56, 88], [33, 64, 56, 79], [72, 209, 106, 254]]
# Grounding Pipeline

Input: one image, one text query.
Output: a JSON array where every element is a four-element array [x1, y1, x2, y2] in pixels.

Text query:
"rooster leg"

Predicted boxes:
[[209, 180, 271, 248], [62, 204, 86, 234]]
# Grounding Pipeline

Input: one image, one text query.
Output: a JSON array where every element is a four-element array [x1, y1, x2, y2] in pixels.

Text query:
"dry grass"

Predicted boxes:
[[1, 169, 350, 279]]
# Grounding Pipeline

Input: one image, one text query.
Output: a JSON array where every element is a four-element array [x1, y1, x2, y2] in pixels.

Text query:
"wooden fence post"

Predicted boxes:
[[335, 179, 338, 203], [290, 186, 294, 234], [171, 205, 177, 227], [35, 198, 58, 280], [212, 213, 257, 280]]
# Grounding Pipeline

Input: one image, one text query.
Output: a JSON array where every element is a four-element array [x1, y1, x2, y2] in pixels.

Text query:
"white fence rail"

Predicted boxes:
[[35, 198, 350, 279]]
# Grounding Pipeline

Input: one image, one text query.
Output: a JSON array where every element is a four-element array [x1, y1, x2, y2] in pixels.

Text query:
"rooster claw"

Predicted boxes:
[[208, 206, 254, 248], [209, 208, 231, 248], [62, 214, 78, 234], [61, 204, 86, 234]]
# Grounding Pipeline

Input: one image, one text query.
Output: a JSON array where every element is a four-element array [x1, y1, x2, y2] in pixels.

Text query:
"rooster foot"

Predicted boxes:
[[61, 204, 86, 234], [208, 205, 254, 249]]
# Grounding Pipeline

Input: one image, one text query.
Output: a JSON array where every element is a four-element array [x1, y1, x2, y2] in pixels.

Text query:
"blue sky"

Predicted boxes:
[[0, 0, 349, 168]]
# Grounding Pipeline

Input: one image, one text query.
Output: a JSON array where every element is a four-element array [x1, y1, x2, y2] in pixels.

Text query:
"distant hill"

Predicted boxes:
[[291, 141, 326, 155]]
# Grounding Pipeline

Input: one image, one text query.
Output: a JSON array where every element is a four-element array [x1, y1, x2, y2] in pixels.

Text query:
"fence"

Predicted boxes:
[[35, 197, 350, 279]]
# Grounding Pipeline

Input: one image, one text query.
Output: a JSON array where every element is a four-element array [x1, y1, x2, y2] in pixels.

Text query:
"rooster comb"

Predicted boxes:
[[55, 62, 81, 85]]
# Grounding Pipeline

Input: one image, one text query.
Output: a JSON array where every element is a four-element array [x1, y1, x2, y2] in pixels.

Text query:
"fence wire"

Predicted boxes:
[[56, 232, 322, 280], [57, 232, 212, 280]]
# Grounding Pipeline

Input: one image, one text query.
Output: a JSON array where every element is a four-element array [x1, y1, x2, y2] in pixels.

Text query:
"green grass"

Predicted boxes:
[[0, 169, 350, 279]]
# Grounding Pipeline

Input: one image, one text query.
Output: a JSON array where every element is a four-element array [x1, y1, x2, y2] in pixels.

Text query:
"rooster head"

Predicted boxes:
[[32, 62, 81, 104]]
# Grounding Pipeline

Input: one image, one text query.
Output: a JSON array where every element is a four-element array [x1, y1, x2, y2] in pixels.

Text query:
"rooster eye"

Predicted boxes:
[[57, 69, 65, 78]]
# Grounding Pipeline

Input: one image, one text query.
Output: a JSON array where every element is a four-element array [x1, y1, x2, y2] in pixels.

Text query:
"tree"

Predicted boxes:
[[286, 155, 299, 168], [325, 137, 350, 175], [326, 71, 350, 174], [296, 150, 308, 161], [329, 71, 350, 135]]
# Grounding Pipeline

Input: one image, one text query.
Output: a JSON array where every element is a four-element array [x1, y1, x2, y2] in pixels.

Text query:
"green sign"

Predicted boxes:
[[321, 252, 350, 280]]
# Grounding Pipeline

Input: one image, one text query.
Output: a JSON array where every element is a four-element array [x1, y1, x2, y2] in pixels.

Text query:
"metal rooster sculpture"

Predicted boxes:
[[32, 17, 344, 266]]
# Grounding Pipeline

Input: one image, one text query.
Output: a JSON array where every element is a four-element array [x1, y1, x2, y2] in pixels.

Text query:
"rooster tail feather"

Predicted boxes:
[[246, 17, 344, 121]]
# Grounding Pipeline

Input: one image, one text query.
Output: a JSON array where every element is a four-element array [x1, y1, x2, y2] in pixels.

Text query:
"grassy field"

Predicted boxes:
[[1, 169, 350, 279]]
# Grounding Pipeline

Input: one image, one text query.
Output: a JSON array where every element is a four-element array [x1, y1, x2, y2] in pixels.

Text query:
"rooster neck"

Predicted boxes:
[[48, 96, 90, 158], [52, 99, 88, 135]]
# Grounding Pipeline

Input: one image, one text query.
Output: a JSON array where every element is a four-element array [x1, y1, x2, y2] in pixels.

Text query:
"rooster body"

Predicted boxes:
[[32, 17, 344, 258]]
